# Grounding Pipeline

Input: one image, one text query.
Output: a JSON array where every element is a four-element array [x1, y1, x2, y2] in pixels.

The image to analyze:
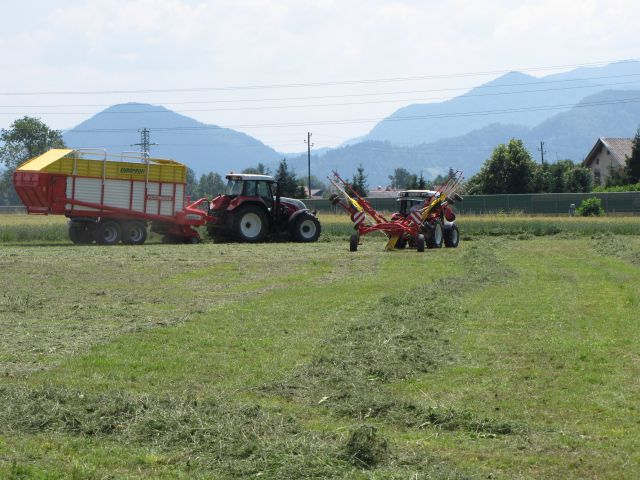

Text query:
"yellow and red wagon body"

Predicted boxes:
[[13, 148, 209, 241]]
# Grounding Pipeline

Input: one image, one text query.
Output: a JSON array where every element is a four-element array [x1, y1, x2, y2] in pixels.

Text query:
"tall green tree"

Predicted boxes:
[[1, 116, 66, 169], [350, 164, 369, 197], [548, 160, 574, 192], [275, 159, 305, 198], [625, 128, 640, 183], [0, 116, 65, 205], [297, 175, 326, 194], [432, 168, 456, 188], [467, 139, 537, 194], [242, 163, 271, 175], [533, 160, 591, 193], [532, 164, 553, 193], [196, 172, 225, 198], [388, 168, 415, 189], [185, 168, 198, 199], [564, 166, 593, 193]]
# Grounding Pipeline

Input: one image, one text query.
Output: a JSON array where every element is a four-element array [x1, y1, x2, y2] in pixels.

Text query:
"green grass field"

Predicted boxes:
[[0, 214, 639, 478]]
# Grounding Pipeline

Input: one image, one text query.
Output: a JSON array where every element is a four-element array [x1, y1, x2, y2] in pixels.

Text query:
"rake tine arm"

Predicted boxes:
[[330, 172, 387, 224], [331, 171, 388, 224]]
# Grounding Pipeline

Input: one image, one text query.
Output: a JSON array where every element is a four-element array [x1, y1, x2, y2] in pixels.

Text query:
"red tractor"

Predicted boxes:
[[207, 173, 321, 243]]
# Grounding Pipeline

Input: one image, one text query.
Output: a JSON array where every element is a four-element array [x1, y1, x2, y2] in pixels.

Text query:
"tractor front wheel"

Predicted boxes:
[[292, 213, 321, 242], [416, 234, 426, 252], [233, 206, 268, 242], [349, 234, 359, 252]]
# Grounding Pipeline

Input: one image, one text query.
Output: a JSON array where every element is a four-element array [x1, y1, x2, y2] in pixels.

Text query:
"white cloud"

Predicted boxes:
[[0, 0, 638, 148]]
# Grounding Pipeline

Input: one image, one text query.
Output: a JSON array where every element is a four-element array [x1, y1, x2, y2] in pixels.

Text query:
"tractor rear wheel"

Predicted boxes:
[[416, 234, 426, 252], [68, 220, 94, 245], [233, 205, 268, 242], [292, 213, 321, 242], [95, 220, 122, 245], [122, 221, 147, 245], [426, 220, 443, 249], [349, 234, 359, 252], [444, 224, 460, 248]]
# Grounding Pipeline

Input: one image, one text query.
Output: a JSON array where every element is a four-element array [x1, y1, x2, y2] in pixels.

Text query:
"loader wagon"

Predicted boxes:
[[13, 148, 209, 245]]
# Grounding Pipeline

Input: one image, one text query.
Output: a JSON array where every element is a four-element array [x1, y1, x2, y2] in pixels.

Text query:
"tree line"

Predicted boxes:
[[465, 139, 594, 195], [5, 116, 639, 206]]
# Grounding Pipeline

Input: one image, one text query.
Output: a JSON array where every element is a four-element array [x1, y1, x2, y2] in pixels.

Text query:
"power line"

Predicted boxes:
[[4, 77, 640, 116], [61, 96, 640, 133], [0, 59, 637, 96], [3, 72, 640, 109]]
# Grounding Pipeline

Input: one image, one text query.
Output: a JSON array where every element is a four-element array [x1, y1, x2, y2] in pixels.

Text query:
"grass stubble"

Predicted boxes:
[[0, 214, 639, 478]]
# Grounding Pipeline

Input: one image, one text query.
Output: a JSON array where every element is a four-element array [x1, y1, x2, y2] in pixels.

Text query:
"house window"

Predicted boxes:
[[596, 158, 599, 165], [594, 170, 601, 184]]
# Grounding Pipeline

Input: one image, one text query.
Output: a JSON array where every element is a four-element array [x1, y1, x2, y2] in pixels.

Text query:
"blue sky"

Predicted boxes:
[[1, 0, 638, 151]]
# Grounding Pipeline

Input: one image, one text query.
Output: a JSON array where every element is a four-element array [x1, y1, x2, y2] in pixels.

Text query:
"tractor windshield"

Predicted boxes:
[[225, 179, 244, 196], [399, 198, 424, 215]]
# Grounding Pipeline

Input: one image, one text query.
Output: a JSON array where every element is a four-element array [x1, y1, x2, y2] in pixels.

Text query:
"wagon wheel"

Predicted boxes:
[[122, 221, 148, 245], [95, 220, 122, 245]]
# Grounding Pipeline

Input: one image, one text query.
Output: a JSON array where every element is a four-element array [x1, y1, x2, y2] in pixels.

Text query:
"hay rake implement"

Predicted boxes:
[[328, 170, 463, 252]]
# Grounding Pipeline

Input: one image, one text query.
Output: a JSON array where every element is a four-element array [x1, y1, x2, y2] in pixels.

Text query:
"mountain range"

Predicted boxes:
[[284, 89, 640, 184], [60, 61, 640, 185], [363, 60, 640, 146], [63, 104, 281, 174]]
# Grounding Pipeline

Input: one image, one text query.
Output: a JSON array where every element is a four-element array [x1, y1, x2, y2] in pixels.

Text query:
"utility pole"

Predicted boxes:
[[132, 128, 157, 159], [538, 141, 546, 165], [305, 132, 313, 199]]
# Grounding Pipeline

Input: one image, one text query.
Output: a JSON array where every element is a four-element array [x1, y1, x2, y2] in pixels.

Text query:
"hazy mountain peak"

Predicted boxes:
[[477, 70, 537, 87], [361, 61, 640, 146], [64, 103, 280, 174]]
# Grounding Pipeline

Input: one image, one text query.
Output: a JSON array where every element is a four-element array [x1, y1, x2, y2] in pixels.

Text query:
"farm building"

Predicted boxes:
[[582, 137, 633, 186]]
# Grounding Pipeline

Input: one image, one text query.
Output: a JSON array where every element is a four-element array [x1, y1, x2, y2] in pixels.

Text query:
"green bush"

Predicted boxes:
[[593, 182, 640, 193], [576, 197, 604, 217]]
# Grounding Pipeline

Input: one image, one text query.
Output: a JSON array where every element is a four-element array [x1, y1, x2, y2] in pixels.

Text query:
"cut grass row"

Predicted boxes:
[[2, 213, 640, 243], [1, 235, 639, 478]]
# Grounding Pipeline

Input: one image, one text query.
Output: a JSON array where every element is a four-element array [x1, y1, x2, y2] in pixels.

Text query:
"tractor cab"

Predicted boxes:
[[207, 173, 321, 243], [396, 190, 438, 216], [212, 174, 276, 212]]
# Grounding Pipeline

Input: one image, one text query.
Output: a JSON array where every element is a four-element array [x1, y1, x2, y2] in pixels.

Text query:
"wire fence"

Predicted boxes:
[[305, 191, 640, 215], [3, 191, 639, 216]]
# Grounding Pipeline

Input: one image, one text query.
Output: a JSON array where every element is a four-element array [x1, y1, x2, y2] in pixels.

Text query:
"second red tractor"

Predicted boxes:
[[207, 173, 321, 243]]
